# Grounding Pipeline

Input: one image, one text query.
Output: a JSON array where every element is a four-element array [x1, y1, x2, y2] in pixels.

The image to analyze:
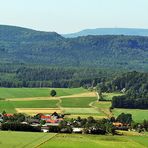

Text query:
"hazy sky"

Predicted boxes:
[[0, 0, 148, 33]]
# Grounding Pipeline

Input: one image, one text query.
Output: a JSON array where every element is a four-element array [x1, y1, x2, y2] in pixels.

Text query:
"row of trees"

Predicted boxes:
[[112, 96, 148, 109]]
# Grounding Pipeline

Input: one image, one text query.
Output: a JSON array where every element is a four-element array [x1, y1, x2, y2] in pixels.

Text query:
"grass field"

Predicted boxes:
[[41, 134, 148, 148], [93, 101, 111, 109], [0, 87, 87, 99], [0, 100, 16, 113], [0, 131, 147, 148], [113, 108, 148, 122], [0, 100, 59, 113], [0, 131, 56, 148], [61, 97, 97, 108], [11, 100, 59, 108]]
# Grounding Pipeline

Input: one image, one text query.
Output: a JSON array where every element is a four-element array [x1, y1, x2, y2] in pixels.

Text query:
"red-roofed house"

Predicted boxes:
[[4, 114, 13, 117]]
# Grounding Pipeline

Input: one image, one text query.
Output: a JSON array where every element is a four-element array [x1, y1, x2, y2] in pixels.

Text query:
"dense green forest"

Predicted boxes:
[[0, 25, 148, 71], [110, 72, 148, 109], [0, 63, 122, 87]]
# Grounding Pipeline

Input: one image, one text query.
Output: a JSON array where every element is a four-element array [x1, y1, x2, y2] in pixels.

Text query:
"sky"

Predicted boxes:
[[0, 0, 148, 33]]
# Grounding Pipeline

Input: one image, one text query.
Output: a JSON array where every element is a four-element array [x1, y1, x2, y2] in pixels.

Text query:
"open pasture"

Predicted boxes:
[[0, 131, 147, 148], [0, 131, 56, 148], [0, 100, 59, 113], [61, 97, 97, 108], [0, 87, 87, 99], [113, 108, 148, 122], [40, 133, 148, 148]]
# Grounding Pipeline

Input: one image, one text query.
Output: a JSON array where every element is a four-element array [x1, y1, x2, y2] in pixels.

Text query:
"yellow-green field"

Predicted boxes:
[[0, 87, 87, 98], [0, 131, 147, 148]]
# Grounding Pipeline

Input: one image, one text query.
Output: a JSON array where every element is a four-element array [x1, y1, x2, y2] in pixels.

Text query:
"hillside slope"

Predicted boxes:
[[0, 25, 148, 71]]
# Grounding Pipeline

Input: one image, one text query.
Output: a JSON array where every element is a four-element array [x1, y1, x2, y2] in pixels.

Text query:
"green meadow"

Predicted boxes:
[[0, 87, 87, 99], [61, 97, 97, 108], [0, 100, 59, 113], [0, 131, 56, 148], [41, 134, 148, 148], [0, 131, 147, 148], [113, 108, 148, 122]]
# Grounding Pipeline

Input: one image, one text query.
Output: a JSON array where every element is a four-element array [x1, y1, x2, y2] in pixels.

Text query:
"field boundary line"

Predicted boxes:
[[34, 133, 58, 148]]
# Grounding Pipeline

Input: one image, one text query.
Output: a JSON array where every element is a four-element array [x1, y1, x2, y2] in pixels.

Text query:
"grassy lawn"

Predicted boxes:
[[0, 131, 147, 148], [0, 87, 87, 99], [0, 100, 59, 113], [113, 108, 148, 122], [61, 97, 97, 108], [41, 134, 148, 148], [12, 100, 59, 108], [0, 131, 56, 148]]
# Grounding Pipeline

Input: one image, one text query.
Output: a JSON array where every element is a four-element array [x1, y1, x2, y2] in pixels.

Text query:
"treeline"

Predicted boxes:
[[112, 96, 148, 109], [0, 63, 120, 88], [109, 71, 148, 109]]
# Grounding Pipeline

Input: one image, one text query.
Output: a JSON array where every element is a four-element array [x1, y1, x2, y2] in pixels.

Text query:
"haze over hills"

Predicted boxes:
[[0, 25, 148, 71], [63, 28, 148, 38]]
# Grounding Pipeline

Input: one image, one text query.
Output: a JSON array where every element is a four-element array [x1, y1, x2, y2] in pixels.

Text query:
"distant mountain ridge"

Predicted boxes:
[[63, 28, 148, 38], [0, 25, 148, 71]]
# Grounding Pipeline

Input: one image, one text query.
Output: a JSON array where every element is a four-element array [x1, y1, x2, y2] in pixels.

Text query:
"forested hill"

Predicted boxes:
[[0, 25, 148, 71]]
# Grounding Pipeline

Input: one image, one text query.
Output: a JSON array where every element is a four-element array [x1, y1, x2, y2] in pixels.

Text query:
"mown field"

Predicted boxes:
[[61, 97, 97, 108], [0, 131, 147, 148], [0, 131, 57, 148], [0, 87, 87, 98]]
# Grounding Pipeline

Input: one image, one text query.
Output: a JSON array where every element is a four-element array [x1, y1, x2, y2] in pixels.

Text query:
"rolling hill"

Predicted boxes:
[[0, 25, 148, 71]]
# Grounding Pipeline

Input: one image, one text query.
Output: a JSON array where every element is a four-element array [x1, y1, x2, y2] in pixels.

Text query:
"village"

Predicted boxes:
[[0, 111, 138, 135]]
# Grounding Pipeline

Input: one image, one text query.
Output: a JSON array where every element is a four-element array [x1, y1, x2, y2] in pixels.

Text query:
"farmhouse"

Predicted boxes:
[[113, 122, 123, 127], [40, 112, 63, 124], [4, 113, 13, 117]]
